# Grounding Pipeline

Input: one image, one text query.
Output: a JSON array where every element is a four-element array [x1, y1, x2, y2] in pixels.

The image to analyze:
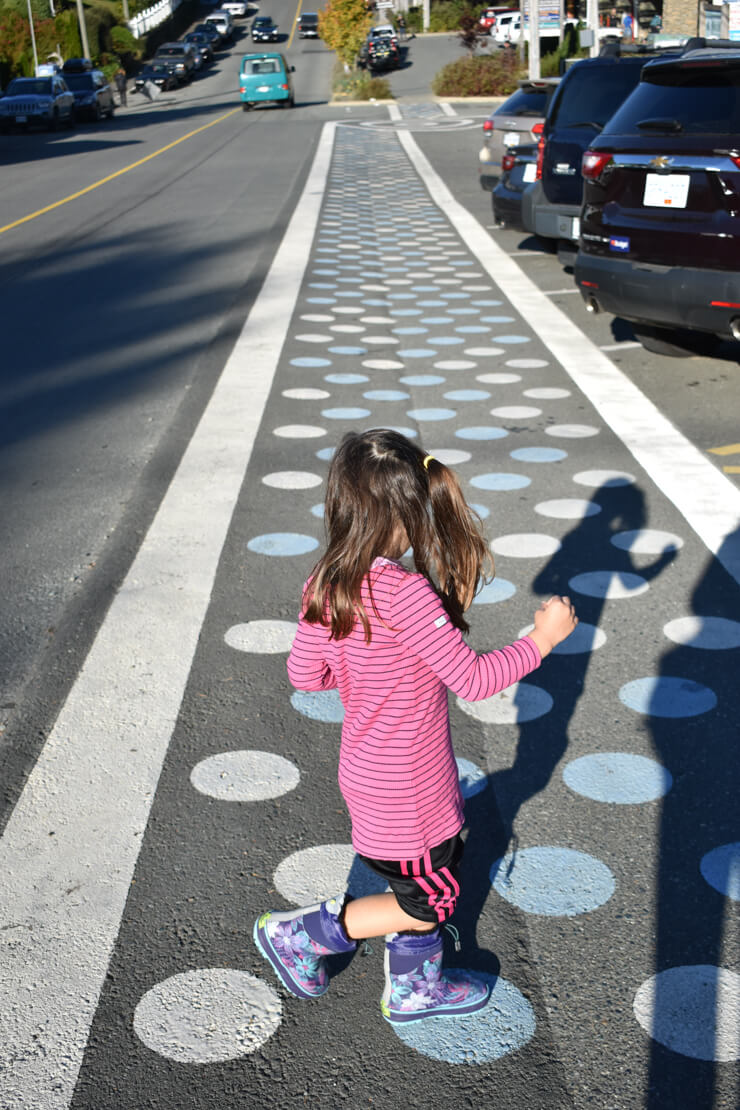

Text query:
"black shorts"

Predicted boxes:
[[358, 834, 464, 924]]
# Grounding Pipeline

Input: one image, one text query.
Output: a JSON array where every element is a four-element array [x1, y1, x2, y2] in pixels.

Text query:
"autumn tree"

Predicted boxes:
[[318, 0, 372, 68]]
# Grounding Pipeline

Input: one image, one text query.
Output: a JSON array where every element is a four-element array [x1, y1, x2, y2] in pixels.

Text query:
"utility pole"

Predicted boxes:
[[121, 0, 129, 22], [528, 0, 540, 79], [26, 0, 39, 73], [586, 0, 599, 56], [423, 0, 429, 32], [75, 0, 91, 59]]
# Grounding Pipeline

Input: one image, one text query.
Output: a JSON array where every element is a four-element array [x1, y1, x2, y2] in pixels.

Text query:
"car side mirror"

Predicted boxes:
[[291, 65, 295, 72]]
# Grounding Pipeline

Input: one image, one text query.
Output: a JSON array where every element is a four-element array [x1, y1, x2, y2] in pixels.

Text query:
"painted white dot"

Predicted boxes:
[[535, 499, 602, 520], [700, 842, 740, 900], [434, 359, 477, 371], [224, 620, 297, 654], [295, 333, 332, 344], [491, 534, 562, 558], [518, 621, 606, 654], [330, 324, 366, 334], [431, 448, 472, 465], [262, 471, 323, 490], [190, 750, 300, 801], [664, 616, 740, 650], [282, 388, 331, 401], [573, 469, 636, 488], [300, 314, 335, 323], [569, 571, 649, 599], [563, 752, 671, 803], [464, 347, 505, 357], [133, 970, 281, 1063], [490, 406, 542, 419], [491, 846, 615, 916], [274, 844, 387, 904], [523, 387, 571, 399], [457, 682, 553, 724], [476, 373, 521, 384], [456, 757, 488, 798], [619, 676, 717, 717], [361, 316, 396, 326], [633, 966, 740, 1062], [545, 424, 600, 439], [611, 529, 684, 554], [273, 425, 327, 439]]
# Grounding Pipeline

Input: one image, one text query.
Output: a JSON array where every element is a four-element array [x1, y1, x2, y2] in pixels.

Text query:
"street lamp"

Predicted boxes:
[[26, 0, 39, 74]]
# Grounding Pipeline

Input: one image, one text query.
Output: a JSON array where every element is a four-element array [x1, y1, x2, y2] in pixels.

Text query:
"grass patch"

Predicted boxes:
[[432, 50, 523, 97], [331, 60, 393, 100]]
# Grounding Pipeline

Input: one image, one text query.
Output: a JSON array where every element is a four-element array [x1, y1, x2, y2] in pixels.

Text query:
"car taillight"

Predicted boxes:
[[483, 119, 493, 132], [535, 132, 546, 181], [530, 120, 544, 142], [240, 86, 247, 93], [731, 156, 740, 169], [501, 152, 516, 173], [582, 151, 613, 180], [281, 83, 289, 89]]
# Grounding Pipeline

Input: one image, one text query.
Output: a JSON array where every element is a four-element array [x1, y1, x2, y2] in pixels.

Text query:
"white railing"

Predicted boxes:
[[128, 0, 183, 39]]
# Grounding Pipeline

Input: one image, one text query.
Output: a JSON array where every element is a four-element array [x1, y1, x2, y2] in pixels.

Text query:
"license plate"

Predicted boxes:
[[643, 173, 690, 208], [15, 115, 27, 123], [557, 215, 580, 241], [503, 131, 520, 146], [523, 162, 537, 183], [257, 85, 270, 92]]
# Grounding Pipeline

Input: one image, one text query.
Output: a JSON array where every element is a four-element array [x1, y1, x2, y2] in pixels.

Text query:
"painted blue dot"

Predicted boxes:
[[510, 447, 567, 463], [447, 308, 478, 316], [388, 293, 416, 300], [456, 757, 488, 799], [406, 408, 457, 422], [440, 293, 469, 300], [456, 427, 509, 441], [470, 473, 531, 491], [472, 299, 503, 306], [290, 689, 345, 723], [417, 300, 447, 307], [363, 390, 410, 401], [397, 348, 440, 359], [492, 335, 531, 344], [619, 677, 717, 718], [306, 297, 336, 305], [390, 308, 422, 316], [700, 843, 740, 900], [313, 268, 339, 275], [421, 317, 454, 325], [247, 533, 319, 557], [391, 973, 535, 1063], [335, 291, 364, 299], [563, 753, 673, 804], [324, 374, 368, 384], [328, 347, 368, 355], [393, 327, 429, 336], [469, 502, 490, 519], [321, 408, 371, 420], [434, 337, 465, 346], [315, 447, 335, 461], [411, 285, 440, 292], [473, 579, 517, 604], [364, 299, 392, 307], [481, 315, 515, 324], [491, 846, 615, 916], [310, 503, 325, 518], [400, 375, 446, 386], [290, 357, 333, 368], [308, 282, 337, 289], [455, 326, 491, 334], [444, 390, 491, 402]]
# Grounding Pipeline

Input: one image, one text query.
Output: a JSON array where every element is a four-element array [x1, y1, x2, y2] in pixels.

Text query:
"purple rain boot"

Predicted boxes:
[[253, 894, 357, 1000], [381, 928, 490, 1023]]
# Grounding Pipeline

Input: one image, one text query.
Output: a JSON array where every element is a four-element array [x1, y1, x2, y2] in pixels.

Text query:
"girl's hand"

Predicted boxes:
[[528, 596, 578, 659]]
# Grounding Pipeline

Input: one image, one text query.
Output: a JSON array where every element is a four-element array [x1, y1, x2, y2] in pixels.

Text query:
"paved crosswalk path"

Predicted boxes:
[[2, 111, 738, 1110]]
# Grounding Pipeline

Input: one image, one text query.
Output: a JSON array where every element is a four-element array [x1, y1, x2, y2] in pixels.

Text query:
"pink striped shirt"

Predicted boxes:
[[287, 558, 541, 860]]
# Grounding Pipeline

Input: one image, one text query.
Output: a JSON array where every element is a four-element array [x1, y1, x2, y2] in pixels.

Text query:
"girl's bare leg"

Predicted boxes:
[[343, 892, 436, 940]]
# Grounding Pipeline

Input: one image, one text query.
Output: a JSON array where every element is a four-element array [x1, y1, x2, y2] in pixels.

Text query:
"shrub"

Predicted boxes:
[[428, 0, 468, 32], [111, 24, 143, 61], [432, 50, 523, 96], [331, 60, 392, 100], [319, 0, 372, 67]]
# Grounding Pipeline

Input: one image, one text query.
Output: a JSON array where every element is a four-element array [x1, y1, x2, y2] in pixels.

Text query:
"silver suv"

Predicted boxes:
[[0, 75, 75, 131]]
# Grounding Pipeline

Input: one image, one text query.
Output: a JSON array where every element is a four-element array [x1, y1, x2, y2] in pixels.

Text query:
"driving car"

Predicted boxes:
[[205, 10, 234, 40], [62, 69, 115, 121], [193, 22, 223, 48], [134, 62, 179, 92], [184, 32, 215, 64], [575, 41, 740, 355], [220, 0, 248, 15], [297, 12, 319, 37], [252, 16, 280, 42], [479, 77, 559, 189], [239, 51, 295, 108], [154, 43, 196, 82], [0, 75, 75, 131]]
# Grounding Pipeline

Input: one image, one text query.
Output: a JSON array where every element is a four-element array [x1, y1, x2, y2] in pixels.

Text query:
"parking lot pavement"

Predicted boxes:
[[1, 109, 739, 1110]]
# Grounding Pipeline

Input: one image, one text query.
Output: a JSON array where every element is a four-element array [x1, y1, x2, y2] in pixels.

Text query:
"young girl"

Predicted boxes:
[[254, 428, 577, 1024]]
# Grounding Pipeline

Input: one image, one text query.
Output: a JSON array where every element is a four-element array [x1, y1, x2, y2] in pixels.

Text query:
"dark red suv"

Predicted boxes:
[[575, 43, 740, 354]]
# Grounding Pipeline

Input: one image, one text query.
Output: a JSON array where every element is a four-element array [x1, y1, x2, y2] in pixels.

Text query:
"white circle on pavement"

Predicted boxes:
[[224, 620, 297, 654], [569, 571, 649, 599], [618, 676, 717, 717], [133, 970, 281, 1063], [490, 406, 542, 419], [273, 425, 327, 439], [190, 751, 300, 801], [664, 616, 740, 650], [432, 449, 472, 465], [362, 359, 405, 370], [700, 843, 740, 900], [610, 529, 684, 554], [491, 846, 615, 916], [518, 621, 606, 654], [572, 469, 635, 488], [506, 358, 548, 368], [262, 471, 323, 490], [523, 387, 571, 399], [633, 966, 740, 1062], [476, 372, 521, 384], [535, 499, 602, 520], [563, 752, 672, 804], [457, 682, 553, 724], [282, 388, 331, 400], [545, 424, 600, 438], [464, 347, 505, 357], [491, 534, 562, 558], [274, 844, 387, 904], [456, 757, 488, 798]]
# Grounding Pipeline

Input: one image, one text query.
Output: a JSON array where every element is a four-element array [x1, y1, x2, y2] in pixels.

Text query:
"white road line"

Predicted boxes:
[[439, 102, 457, 116], [395, 127, 740, 585], [600, 341, 643, 351], [0, 121, 337, 1110], [543, 288, 580, 296]]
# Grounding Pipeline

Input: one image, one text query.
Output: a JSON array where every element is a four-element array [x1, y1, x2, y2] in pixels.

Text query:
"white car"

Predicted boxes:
[[493, 11, 520, 44], [205, 10, 234, 39], [220, 0, 248, 16]]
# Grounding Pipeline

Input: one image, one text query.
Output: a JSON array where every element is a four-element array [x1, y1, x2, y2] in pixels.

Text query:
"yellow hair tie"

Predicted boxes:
[[423, 455, 435, 470]]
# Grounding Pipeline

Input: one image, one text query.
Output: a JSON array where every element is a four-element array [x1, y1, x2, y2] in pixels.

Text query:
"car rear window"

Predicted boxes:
[[246, 59, 279, 74], [496, 88, 548, 117], [550, 63, 645, 129], [602, 64, 740, 135], [158, 46, 184, 56]]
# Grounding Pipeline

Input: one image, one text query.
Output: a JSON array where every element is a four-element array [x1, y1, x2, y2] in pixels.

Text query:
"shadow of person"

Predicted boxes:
[[454, 480, 678, 963], [643, 525, 740, 1109]]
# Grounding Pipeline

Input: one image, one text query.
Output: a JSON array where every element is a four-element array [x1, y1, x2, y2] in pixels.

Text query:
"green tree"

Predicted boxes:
[[318, 0, 372, 67]]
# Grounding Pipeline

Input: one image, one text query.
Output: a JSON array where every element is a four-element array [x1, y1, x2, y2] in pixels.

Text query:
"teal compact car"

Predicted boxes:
[[239, 53, 295, 109]]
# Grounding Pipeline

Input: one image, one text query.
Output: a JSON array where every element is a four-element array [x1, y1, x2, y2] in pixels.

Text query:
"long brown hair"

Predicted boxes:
[[303, 429, 494, 640]]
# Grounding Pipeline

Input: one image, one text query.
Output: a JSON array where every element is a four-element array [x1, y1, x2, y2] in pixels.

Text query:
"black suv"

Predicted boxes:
[[575, 42, 740, 354], [522, 45, 680, 246]]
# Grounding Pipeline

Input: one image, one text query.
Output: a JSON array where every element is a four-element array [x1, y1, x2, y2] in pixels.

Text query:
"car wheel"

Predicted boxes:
[[632, 325, 720, 359], [242, 101, 253, 111]]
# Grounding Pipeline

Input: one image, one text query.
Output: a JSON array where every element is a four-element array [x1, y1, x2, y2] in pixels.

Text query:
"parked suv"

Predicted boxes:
[[154, 43, 196, 82], [522, 46, 680, 245], [575, 42, 740, 354], [479, 77, 559, 188], [62, 69, 115, 120]]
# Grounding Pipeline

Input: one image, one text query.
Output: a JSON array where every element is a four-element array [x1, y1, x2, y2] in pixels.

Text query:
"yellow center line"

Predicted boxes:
[[0, 107, 242, 237], [287, 0, 304, 50], [708, 443, 740, 456], [723, 466, 740, 474]]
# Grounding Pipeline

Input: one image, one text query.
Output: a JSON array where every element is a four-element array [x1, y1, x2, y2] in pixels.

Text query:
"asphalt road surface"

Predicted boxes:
[[1, 18, 739, 1110]]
